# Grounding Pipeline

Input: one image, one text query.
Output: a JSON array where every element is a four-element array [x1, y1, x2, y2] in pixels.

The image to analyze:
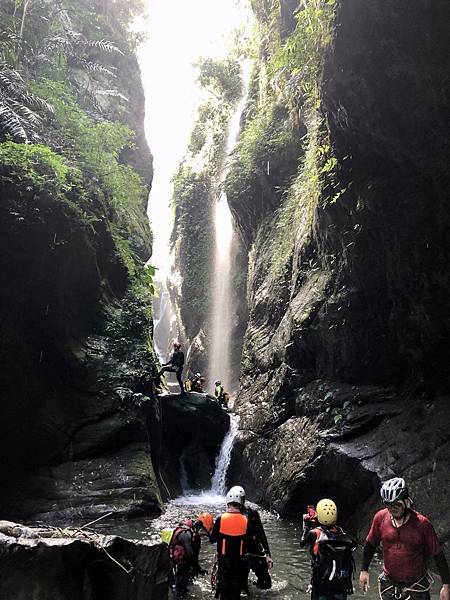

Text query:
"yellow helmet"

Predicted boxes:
[[316, 498, 337, 526]]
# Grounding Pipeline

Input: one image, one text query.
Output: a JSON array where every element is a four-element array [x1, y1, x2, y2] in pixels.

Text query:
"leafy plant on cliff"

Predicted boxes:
[[0, 140, 77, 196], [268, 0, 336, 110], [0, 63, 54, 142], [170, 57, 243, 338]]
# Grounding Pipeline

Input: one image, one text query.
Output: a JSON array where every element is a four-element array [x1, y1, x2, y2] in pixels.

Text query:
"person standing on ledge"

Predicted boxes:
[[157, 340, 185, 394], [359, 477, 450, 600]]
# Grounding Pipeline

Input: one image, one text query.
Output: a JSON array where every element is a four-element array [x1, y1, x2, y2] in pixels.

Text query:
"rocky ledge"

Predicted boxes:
[[0, 520, 168, 600], [159, 392, 230, 496]]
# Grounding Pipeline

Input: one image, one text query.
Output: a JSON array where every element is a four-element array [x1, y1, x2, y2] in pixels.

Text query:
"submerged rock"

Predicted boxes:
[[0, 521, 168, 600]]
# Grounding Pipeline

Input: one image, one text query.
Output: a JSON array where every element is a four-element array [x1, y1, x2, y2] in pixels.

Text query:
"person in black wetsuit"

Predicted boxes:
[[235, 485, 273, 593], [301, 498, 357, 600], [157, 340, 185, 393], [210, 489, 256, 600]]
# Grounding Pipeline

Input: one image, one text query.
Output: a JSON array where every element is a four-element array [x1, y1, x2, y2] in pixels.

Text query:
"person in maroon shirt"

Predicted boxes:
[[359, 477, 449, 600]]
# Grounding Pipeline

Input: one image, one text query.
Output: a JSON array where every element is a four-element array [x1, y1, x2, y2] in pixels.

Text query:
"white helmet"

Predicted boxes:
[[226, 485, 245, 505], [380, 477, 409, 503]]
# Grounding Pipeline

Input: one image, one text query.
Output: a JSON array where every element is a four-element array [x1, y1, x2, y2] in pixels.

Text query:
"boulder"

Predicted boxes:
[[159, 392, 230, 495], [0, 521, 168, 600]]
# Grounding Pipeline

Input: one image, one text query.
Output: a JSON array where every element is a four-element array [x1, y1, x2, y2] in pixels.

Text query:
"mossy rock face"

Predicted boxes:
[[229, 0, 450, 540], [0, 148, 160, 523]]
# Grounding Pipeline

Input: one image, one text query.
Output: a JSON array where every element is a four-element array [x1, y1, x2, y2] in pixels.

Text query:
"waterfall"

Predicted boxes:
[[177, 413, 240, 505], [210, 414, 240, 495], [207, 63, 251, 394]]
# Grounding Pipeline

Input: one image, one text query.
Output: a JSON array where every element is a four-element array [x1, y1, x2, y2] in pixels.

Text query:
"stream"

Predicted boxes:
[[100, 493, 435, 600], [97, 410, 441, 600]]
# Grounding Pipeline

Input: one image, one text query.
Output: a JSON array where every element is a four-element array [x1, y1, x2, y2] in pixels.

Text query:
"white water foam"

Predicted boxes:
[[176, 413, 240, 505]]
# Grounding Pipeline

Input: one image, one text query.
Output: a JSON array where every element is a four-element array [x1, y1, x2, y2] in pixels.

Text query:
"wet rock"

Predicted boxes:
[[229, 0, 450, 539], [0, 522, 168, 600], [159, 392, 230, 495]]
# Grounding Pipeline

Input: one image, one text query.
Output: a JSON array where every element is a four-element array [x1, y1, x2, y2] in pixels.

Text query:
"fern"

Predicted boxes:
[[0, 102, 28, 142], [0, 64, 53, 142]]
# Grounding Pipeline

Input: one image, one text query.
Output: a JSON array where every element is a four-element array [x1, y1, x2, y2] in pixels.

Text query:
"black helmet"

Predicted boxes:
[[215, 380, 221, 385], [380, 477, 409, 503], [195, 372, 201, 378]]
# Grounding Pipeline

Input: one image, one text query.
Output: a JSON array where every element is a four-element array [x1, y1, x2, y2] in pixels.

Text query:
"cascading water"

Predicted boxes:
[[178, 413, 240, 505], [207, 65, 251, 395], [210, 414, 240, 495]]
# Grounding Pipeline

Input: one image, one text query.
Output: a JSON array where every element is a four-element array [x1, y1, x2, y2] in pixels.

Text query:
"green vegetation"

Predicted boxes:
[[226, 0, 337, 272], [0, 0, 152, 290], [269, 0, 336, 109], [170, 57, 243, 338]]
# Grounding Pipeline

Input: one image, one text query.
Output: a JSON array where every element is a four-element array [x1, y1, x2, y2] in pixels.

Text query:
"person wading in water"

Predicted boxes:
[[359, 477, 449, 600]]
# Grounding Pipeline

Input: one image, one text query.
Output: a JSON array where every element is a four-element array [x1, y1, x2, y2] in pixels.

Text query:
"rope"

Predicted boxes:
[[378, 573, 433, 600], [101, 547, 133, 574]]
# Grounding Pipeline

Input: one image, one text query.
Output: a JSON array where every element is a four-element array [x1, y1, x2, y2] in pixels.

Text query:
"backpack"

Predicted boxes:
[[311, 526, 357, 594], [161, 528, 174, 545], [169, 526, 191, 565]]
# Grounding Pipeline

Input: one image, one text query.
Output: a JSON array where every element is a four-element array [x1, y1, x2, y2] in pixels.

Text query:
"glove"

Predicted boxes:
[[266, 555, 273, 570]]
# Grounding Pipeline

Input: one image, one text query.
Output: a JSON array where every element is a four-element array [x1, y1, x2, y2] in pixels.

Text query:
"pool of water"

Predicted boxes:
[[95, 494, 442, 600]]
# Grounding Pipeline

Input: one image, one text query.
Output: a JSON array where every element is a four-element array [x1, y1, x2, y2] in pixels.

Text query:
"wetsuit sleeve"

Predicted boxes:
[[209, 516, 221, 544], [179, 531, 194, 559], [361, 542, 376, 571], [300, 527, 317, 549], [252, 510, 271, 555], [434, 551, 450, 584]]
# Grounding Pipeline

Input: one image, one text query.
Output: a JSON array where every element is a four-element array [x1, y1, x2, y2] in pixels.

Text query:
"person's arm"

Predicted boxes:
[[209, 517, 220, 544], [359, 511, 383, 592], [422, 518, 450, 600], [434, 551, 450, 583], [253, 510, 271, 556], [300, 526, 317, 549]]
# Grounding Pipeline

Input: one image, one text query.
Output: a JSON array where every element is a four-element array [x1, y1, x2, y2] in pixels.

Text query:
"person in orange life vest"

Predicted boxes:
[[301, 499, 357, 600], [157, 340, 185, 394], [228, 485, 273, 593], [169, 514, 213, 598], [359, 477, 449, 600], [210, 487, 256, 600]]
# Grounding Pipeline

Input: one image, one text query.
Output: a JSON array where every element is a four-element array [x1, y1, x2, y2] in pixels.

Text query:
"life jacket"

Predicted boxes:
[[311, 526, 356, 593], [218, 512, 248, 558], [169, 526, 192, 565]]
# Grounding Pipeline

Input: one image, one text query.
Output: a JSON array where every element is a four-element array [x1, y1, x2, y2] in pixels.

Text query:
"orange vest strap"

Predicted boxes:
[[219, 513, 248, 536]]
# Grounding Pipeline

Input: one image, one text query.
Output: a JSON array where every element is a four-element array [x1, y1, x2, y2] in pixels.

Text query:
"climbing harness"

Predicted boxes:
[[378, 573, 434, 600]]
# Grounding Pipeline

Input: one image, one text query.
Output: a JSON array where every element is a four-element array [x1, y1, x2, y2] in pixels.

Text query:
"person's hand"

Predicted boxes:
[[440, 584, 450, 600], [359, 571, 370, 593], [266, 555, 273, 569], [306, 584, 313, 594]]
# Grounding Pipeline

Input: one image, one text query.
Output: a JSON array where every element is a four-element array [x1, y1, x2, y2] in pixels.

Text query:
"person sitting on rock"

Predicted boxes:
[[215, 380, 225, 402], [157, 340, 185, 394], [191, 372, 205, 393], [301, 498, 357, 600]]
